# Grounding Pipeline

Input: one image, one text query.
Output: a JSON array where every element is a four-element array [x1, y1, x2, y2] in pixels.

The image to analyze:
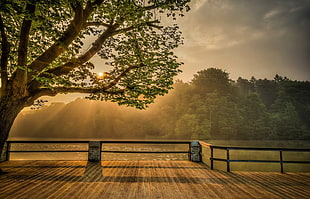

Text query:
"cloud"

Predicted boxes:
[[189, 0, 207, 11], [180, 1, 262, 49], [264, 8, 284, 20], [182, 0, 309, 48], [175, 0, 310, 81]]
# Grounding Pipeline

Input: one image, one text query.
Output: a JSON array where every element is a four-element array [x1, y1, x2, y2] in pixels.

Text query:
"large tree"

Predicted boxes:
[[0, 0, 190, 171]]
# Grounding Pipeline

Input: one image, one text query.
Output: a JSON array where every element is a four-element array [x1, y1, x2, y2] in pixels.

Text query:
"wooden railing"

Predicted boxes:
[[5, 140, 192, 161], [200, 142, 310, 173], [100, 140, 191, 153], [5, 141, 89, 161], [5, 140, 309, 173]]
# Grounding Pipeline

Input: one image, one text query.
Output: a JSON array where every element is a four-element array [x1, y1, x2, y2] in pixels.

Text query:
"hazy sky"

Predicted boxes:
[[175, 0, 310, 81]]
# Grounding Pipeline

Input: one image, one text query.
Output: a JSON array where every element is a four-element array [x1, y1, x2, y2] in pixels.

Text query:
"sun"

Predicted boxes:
[[98, 72, 104, 77]]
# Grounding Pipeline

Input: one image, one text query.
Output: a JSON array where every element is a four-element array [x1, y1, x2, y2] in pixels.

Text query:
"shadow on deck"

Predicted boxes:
[[0, 160, 310, 199]]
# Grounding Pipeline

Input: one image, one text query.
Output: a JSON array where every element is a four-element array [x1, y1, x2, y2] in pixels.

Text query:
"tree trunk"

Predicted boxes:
[[0, 97, 25, 174]]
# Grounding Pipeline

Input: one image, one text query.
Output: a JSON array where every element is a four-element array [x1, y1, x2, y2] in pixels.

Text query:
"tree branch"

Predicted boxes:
[[146, 20, 163, 29], [30, 86, 124, 100], [140, 0, 174, 11], [29, 1, 156, 90], [85, 21, 112, 28], [0, 13, 10, 93], [105, 64, 144, 90], [111, 20, 162, 35], [17, 3, 36, 67], [43, 63, 142, 95], [91, 0, 106, 7], [42, 25, 118, 77], [26, 4, 83, 75], [27, 0, 105, 79], [12, 2, 37, 86], [34, 5, 161, 79], [27, 61, 145, 104]]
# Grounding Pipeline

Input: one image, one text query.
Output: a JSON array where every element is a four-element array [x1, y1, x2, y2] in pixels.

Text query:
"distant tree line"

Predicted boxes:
[[11, 68, 310, 140]]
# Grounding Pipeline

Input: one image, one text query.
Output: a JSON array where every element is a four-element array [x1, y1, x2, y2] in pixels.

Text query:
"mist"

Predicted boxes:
[[10, 68, 310, 145], [10, 99, 158, 140]]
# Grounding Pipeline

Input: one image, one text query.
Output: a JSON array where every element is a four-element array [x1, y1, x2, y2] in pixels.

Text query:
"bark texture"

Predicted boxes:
[[0, 95, 26, 174]]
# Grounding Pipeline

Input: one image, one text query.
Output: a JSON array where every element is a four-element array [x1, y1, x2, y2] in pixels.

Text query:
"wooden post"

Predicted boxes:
[[210, 147, 214, 170], [280, 150, 284, 173], [188, 143, 191, 161], [88, 141, 101, 162], [226, 148, 230, 172], [6, 142, 10, 161], [190, 141, 201, 162]]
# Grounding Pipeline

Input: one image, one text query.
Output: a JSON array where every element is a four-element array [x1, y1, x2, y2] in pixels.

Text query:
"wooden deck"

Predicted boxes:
[[0, 160, 309, 199]]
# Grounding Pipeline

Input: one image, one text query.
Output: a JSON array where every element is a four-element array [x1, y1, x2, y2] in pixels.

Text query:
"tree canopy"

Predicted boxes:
[[0, 0, 190, 108]]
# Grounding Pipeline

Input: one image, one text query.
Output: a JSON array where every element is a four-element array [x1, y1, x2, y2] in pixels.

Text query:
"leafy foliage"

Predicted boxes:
[[0, 0, 190, 109]]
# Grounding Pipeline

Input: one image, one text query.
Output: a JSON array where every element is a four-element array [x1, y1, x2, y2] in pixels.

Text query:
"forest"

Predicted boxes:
[[10, 68, 310, 141]]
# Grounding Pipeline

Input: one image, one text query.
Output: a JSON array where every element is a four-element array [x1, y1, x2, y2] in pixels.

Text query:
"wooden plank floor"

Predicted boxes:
[[0, 160, 309, 199]]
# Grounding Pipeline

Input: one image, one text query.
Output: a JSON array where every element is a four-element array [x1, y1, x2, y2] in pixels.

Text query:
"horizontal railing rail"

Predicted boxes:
[[7, 141, 90, 144], [101, 151, 189, 153], [5, 141, 90, 161], [200, 142, 310, 173], [101, 141, 191, 144], [211, 145, 310, 151], [7, 150, 89, 153], [100, 141, 191, 154]]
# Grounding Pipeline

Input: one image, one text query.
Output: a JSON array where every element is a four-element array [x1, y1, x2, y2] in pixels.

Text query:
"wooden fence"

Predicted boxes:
[[4, 140, 192, 161], [200, 141, 310, 173]]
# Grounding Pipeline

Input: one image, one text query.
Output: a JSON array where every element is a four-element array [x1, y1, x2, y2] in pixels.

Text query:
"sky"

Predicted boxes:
[[174, 0, 310, 81]]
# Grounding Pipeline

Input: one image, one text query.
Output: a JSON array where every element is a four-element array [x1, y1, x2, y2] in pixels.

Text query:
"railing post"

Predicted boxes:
[[190, 141, 201, 162], [210, 147, 214, 170], [6, 142, 10, 161], [226, 148, 230, 172], [280, 150, 284, 173], [188, 143, 191, 161], [88, 141, 101, 162]]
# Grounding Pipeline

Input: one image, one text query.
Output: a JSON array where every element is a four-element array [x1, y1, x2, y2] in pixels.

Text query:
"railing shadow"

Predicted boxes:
[[83, 161, 103, 181]]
